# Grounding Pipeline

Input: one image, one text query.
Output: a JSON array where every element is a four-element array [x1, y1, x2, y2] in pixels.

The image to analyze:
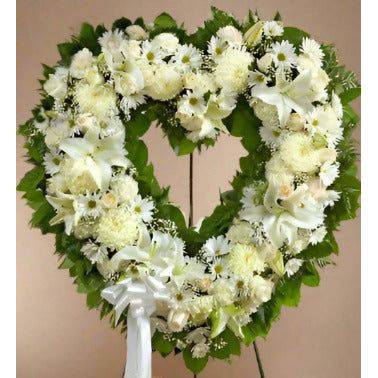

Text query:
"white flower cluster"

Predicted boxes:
[[36, 19, 342, 356]]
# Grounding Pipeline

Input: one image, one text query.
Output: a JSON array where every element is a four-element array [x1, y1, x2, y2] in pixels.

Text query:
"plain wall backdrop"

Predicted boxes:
[[16, 0, 361, 377]]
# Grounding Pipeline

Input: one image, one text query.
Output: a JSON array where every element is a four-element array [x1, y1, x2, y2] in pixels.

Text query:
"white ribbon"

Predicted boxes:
[[101, 276, 170, 378]]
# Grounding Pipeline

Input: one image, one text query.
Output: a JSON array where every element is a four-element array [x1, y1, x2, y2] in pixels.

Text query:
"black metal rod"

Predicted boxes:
[[253, 341, 265, 378], [189, 153, 194, 228]]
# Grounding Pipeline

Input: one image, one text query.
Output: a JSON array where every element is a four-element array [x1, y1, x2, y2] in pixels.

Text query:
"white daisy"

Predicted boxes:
[[81, 241, 108, 264], [210, 257, 228, 279], [248, 70, 268, 87], [207, 36, 227, 61], [177, 90, 207, 116], [43, 150, 64, 175], [270, 40, 297, 68], [320, 161, 340, 187], [202, 236, 230, 260], [309, 226, 327, 245], [263, 21, 284, 37], [75, 192, 103, 218], [301, 38, 324, 67], [99, 30, 124, 53], [140, 40, 164, 64], [171, 44, 203, 72], [127, 195, 155, 222], [285, 258, 303, 277]]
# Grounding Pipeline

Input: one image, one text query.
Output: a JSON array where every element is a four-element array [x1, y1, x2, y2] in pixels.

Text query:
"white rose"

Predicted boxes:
[[216, 26, 243, 46], [43, 69, 68, 99], [70, 48, 94, 79], [257, 53, 273, 73], [152, 33, 179, 55], [145, 64, 183, 100], [125, 24, 148, 40]]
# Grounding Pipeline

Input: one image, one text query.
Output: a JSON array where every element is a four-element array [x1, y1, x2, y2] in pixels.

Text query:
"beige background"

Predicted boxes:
[[16, 0, 361, 377]]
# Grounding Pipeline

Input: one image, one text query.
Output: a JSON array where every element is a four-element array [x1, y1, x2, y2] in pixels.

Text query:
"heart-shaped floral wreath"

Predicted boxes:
[[18, 7, 360, 376]]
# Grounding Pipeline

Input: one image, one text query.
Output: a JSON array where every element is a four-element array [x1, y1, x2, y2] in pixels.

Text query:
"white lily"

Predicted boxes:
[[251, 69, 314, 125], [46, 193, 80, 234], [59, 129, 129, 191], [240, 183, 324, 248]]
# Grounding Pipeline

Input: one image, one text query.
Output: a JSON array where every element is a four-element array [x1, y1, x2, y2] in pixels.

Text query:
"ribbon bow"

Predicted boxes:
[[101, 276, 170, 378]]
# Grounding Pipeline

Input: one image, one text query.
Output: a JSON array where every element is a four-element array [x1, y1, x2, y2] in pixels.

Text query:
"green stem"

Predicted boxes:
[[253, 341, 265, 378]]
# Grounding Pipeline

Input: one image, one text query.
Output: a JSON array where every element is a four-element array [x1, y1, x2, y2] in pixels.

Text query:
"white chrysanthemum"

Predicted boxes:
[[207, 36, 227, 61], [269, 40, 297, 68], [81, 241, 108, 264], [43, 68, 68, 99], [75, 192, 103, 218], [100, 191, 119, 209], [110, 175, 139, 203], [285, 258, 303, 277], [320, 161, 339, 186], [99, 30, 124, 53], [265, 155, 294, 186], [309, 226, 327, 245], [127, 194, 155, 222], [43, 150, 64, 175], [75, 83, 117, 119], [279, 133, 321, 173], [145, 64, 183, 100], [209, 278, 236, 306], [263, 21, 284, 37], [191, 342, 210, 359], [97, 207, 140, 250], [70, 48, 94, 79], [120, 93, 146, 114], [202, 235, 230, 260], [151, 33, 179, 55], [227, 244, 266, 277], [226, 222, 254, 244], [216, 26, 243, 46], [252, 99, 279, 129], [209, 257, 228, 278], [214, 48, 252, 93], [300, 38, 324, 67], [183, 71, 218, 93], [125, 24, 147, 40], [171, 44, 203, 72]]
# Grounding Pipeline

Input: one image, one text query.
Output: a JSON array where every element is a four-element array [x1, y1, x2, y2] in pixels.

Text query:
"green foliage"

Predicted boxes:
[[210, 327, 241, 359], [189, 6, 240, 50], [183, 348, 209, 374], [281, 27, 309, 49]]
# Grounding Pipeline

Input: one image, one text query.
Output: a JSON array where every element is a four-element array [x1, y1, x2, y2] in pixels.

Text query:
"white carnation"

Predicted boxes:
[[152, 33, 179, 55], [43, 68, 68, 99], [285, 258, 303, 277], [145, 64, 183, 100], [125, 25, 148, 40], [70, 48, 94, 79], [214, 48, 252, 93], [216, 26, 243, 46]]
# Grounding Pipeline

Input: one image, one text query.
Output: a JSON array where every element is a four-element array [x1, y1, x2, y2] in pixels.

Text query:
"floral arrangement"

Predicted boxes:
[[17, 7, 360, 376]]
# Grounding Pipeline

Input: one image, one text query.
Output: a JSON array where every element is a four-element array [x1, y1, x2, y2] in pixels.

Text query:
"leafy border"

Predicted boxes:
[[17, 7, 360, 374]]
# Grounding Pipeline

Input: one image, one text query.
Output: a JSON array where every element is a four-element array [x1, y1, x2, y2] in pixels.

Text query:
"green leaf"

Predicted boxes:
[[339, 87, 361, 105], [57, 42, 80, 66], [302, 263, 320, 287], [177, 138, 196, 155], [200, 205, 237, 238], [298, 233, 338, 259], [152, 331, 174, 355], [17, 166, 45, 192], [156, 203, 187, 231], [275, 277, 302, 307], [281, 27, 310, 49], [125, 139, 148, 171], [112, 17, 132, 31], [210, 327, 241, 359], [78, 23, 101, 55], [154, 13, 177, 29], [183, 348, 208, 374], [86, 291, 102, 309]]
